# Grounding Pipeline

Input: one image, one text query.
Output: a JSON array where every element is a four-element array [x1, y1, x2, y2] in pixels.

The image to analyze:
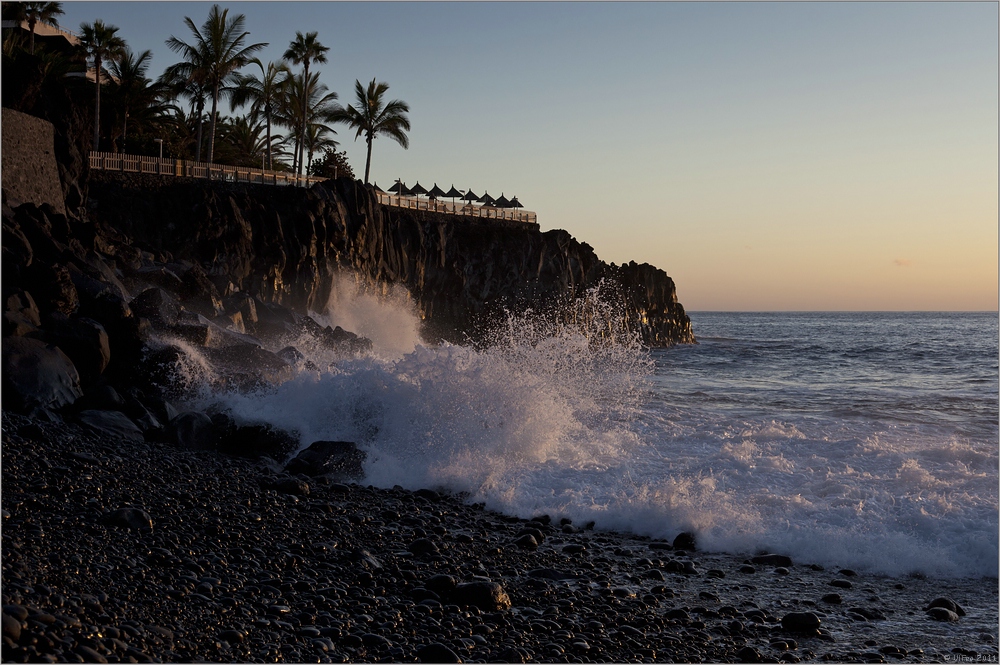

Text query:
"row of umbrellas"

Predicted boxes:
[[373, 181, 524, 209]]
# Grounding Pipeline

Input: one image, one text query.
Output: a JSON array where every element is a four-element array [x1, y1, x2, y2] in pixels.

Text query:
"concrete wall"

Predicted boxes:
[[2, 108, 66, 216]]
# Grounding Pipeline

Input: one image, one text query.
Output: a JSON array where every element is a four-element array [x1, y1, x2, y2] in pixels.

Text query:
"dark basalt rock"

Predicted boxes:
[[86, 174, 694, 347], [103, 507, 153, 531], [673, 531, 697, 551], [284, 440, 365, 480], [752, 553, 793, 568], [926, 607, 961, 622], [75, 409, 144, 441], [925, 597, 966, 616], [450, 581, 512, 612], [2, 335, 82, 412], [781, 611, 821, 634], [33, 314, 110, 386]]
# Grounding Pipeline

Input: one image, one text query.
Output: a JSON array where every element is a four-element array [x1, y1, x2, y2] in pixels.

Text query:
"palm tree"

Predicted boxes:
[[303, 123, 339, 177], [333, 78, 410, 185], [283, 31, 328, 176], [166, 4, 266, 164], [276, 70, 339, 175], [230, 58, 290, 170], [78, 20, 126, 151], [160, 53, 210, 162], [22, 2, 63, 55], [106, 47, 173, 153]]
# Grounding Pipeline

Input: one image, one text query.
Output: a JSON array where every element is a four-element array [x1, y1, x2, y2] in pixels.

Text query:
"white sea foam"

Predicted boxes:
[[172, 292, 999, 579]]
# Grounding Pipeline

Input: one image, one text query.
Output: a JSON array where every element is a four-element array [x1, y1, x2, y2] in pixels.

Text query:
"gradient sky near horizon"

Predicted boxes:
[[57, 2, 998, 311]]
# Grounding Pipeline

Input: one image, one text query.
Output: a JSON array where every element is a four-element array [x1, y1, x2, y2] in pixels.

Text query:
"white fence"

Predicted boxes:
[[89, 151, 538, 224], [89, 152, 326, 187], [375, 191, 537, 224]]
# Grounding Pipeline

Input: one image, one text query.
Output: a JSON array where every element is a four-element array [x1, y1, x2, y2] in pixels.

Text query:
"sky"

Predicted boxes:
[[56, 2, 998, 311]]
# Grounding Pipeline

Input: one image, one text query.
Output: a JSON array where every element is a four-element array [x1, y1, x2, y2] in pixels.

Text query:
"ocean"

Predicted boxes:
[[184, 296, 999, 580]]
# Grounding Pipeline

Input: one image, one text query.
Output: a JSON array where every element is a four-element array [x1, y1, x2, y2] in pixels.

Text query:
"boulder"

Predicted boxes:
[[924, 597, 966, 616], [283, 440, 366, 479], [2, 336, 82, 412], [169, 411, 216, 450], [450, 581, 511, 612], [76, 409, 144, 441], [130, 287, 180, 327], [34, 314, 110, 386], [781, 612, 821, 634], [3, 288, 41, 336], [752, 554, 793, 568], [213, 414, 299, 461]]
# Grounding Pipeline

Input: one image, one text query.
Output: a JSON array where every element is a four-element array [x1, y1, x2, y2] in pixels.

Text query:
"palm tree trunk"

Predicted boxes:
[[364, 132, 373, 184], [265, 114, 272, 170], [92, 55, 102, 150], [298, 61, 310, 177], [195, 97, 204, 162], [122, 111, 128, 154], [208, 82, 219, 165]]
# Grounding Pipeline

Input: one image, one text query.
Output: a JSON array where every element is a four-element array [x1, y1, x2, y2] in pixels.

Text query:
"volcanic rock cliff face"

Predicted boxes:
[[86, 172, 695, 346]]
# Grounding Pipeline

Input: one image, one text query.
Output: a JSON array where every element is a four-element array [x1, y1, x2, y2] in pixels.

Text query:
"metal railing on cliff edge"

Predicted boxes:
[[88, 151, 538, 224]]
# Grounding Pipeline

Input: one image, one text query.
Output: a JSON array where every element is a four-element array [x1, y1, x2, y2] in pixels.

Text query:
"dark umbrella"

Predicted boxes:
[[372, 182, 385, 192], [509, 196, 523, 208], [410, 181, 428, 197], [444, 185, 463, 201], [478, 191, 496, 206], [494, 193, 511, 208], [462, 189, 479, 206], [391, 180, 410, 195], [427, 183, 447, 199]]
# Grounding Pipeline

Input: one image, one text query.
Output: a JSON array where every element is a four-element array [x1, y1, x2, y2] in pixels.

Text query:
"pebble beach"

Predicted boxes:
[[2, 411, 997, 664]]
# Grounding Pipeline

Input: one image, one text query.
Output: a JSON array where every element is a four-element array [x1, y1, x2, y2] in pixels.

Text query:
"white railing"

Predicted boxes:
[[375, 191, 537, 224], [88, 152, 325, 187], [88, 151, 538, 223]]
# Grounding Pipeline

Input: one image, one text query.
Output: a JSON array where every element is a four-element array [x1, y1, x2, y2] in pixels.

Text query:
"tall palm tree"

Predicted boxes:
[[78, 20, 126, 151], [106, 47, 173, 153], [22, 2, 63, 55], [283, 31, 328, 176], [160, 52, 210, 162], [165, 4, 266, 164], [230, 58, 290, 170], [303, 123, 338, 177], [333, 78, 410, 185], [276, 70, 338, 173]]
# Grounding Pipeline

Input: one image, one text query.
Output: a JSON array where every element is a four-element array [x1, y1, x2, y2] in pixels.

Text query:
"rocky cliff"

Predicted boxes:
[[86, 172, 695, 347]]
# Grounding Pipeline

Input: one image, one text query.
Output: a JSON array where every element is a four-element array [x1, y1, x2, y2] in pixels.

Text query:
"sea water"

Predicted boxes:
[[188, 290, 998, 579]]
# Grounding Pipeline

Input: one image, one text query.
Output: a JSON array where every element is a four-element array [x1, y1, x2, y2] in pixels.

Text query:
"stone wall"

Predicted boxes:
[[1, 107, 66, 216]]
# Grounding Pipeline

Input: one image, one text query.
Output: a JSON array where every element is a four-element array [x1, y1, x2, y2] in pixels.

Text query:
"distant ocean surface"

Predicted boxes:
[[192, 306, 999, 578]]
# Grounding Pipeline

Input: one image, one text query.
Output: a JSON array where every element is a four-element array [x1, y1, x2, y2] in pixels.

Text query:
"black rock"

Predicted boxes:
[[408, 538, 439, 555], [34, 314, 110, 385], [562, 544, 586, 554], [648, 541, 673, 551], [781, 612, 821, 634], [451, 581, 511, 612], [925, 597, 966, 616], [849, 607, 887, 621], [752, 554, 793, 567], [103, 507, 153, 531], [926, 607, 961, 622], [737, 646, 763, 663], [284, 440, 365, 479], [169, 411, 216, 450], [1, 613, 21, 641], [130, 287, 180, 327], [2, 336, 82, 412], [424, 574, 457, 595], [76, 409, 144, 441], [672, 531, 696, 551], [821, 593, 842, 604], [511, 534, 539, 550], [829, 579, 853, 589], [416, 642, 461, 663]]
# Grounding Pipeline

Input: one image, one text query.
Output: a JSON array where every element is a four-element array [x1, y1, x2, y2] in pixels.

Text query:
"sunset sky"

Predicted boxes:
[[57, 2, 999, 311]]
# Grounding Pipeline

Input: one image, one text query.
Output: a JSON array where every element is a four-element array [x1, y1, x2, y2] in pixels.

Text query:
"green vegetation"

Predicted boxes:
[[1, 2, 413, 179]]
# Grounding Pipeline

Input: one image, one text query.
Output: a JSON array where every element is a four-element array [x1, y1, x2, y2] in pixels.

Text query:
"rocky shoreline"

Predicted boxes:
[[3, 411, 997, 664]]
